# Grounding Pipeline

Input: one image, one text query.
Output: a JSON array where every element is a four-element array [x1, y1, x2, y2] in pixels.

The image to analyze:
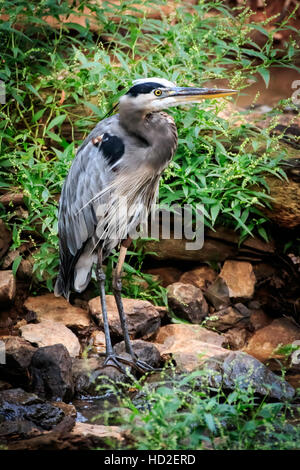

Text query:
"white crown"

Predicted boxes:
[[132, 77, 176, 88]]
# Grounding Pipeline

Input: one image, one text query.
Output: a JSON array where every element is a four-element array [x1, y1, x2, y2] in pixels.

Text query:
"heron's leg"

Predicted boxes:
[[96, 250, 131, 374], [112, 240, 158, 374], [96, 250, 114, 357]]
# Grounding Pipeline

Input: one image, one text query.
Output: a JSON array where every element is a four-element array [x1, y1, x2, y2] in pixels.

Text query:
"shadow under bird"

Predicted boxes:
[[55, 77, 237, 373]]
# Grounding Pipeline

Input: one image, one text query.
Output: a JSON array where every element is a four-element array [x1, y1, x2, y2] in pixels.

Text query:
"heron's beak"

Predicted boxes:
[[168, 87, 238, 103]]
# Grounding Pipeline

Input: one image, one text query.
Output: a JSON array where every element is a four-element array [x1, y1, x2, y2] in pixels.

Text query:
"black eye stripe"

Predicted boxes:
[[127, 82, 166, 97]]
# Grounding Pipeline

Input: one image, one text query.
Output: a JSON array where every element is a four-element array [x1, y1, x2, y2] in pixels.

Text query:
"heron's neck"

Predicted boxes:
[[119, 108, 178, 169]]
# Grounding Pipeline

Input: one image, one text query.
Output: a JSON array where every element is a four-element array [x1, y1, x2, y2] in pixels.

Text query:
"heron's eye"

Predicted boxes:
[[154, 89, 162, 96]]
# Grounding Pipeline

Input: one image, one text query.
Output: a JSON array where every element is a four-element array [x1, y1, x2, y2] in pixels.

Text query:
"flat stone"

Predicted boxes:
[[219, 261, 256, 299], [243, 318, 300, 363], [20, 320, 81, 357], [167, 282, 208, 323], [70, 422, 124, 444], [154, 323, 227, 372], [0, 336, 36, 387], [0, 270, 16, 304], [24, 293, 91, 336], [179, 266, 217, 290], [88, 295, 160, 340], [114, 339, 161, 368], [30, 344, 74, 402]]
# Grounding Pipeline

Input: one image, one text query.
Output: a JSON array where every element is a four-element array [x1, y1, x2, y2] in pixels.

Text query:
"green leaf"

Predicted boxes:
[[46, 114, 67, 131], [257, 68, 270, 88], [12, 255, 22, 277]]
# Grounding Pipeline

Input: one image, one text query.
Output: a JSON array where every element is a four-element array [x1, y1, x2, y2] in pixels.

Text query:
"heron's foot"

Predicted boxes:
[[103, 354, 161, 375]]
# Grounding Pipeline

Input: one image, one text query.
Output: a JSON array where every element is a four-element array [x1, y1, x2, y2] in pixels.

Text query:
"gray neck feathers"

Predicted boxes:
[[119, 107, 178, 172]]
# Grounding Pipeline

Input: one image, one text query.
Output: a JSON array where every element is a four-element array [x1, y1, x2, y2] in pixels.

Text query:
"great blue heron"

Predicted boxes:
[[54, 77, 236, 373]]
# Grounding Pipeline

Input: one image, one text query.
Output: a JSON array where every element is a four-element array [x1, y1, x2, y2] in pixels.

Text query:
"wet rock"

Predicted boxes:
[[0, 270, 16, 305], [219, 261, 256, 299], [204, 277, 230, 310], [89, 330, 106, 354], [243, 318, 300, 363], [0, 220, 11, 261], [20, 320, 81, 357], [179, 266, 217, 290], [204, 304, 251, 332], [114, 339, 161, 368], [30, 344, 74, 402], [24, 293, 91, 336], [72, 357, 128, 395], [0, 388, 64, 434], [223, 328, 249, 350], [203, 352, 295, 400], [0, 336, 36, 388], [154, 323, 227, 372], [167, 282, 208, 323], [89, 295, 160, 340], [144, 267, 182, 287]]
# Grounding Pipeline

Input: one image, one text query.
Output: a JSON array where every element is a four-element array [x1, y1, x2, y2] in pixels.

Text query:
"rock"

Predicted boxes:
[[219, 261, 256, 299], [167, 282, 208, 323], [20, 320, 81, 357], [250, 308, 273, 330], [0, 220, 11, 260], [88, 296, 160, 340], [154, 323, 227, 372], [243, 318, 300, 363], [155, 323, 226, 347], [24, 294, 91, 336], [0, 271, 16, 305], [114, 339, 161, 368], [141, 226, 274, 262], [30, 344, 74, 402], [203, 351, 295, 400], [72, 357, 128, 395], [204, 277, 230, 310], [72, 357, 105, 395], [179, 266, 217, 290], [144, 267, 182, 287], [89, 330, 106, 354], [204, 304, 251, 332], [223, 328, 249, 350], [0, 336, 36, 388], [70, 422, 124, 445], [0, 388, 65, 433]]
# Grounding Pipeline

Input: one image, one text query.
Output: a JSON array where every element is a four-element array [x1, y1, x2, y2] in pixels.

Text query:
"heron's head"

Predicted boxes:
[[119, 77, 237, 113]]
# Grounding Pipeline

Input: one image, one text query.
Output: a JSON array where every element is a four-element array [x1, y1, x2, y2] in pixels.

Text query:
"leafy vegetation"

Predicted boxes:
[[0, 0, 299, 294], [93, 368, 300, 450]]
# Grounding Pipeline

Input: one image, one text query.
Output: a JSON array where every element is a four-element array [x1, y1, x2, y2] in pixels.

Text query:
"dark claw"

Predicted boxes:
[[103, 354, 161, 375]]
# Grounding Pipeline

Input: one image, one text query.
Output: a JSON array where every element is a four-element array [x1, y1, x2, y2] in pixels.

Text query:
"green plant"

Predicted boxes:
[[92, 368, 300, 450], [0, 0, 299, 294]]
